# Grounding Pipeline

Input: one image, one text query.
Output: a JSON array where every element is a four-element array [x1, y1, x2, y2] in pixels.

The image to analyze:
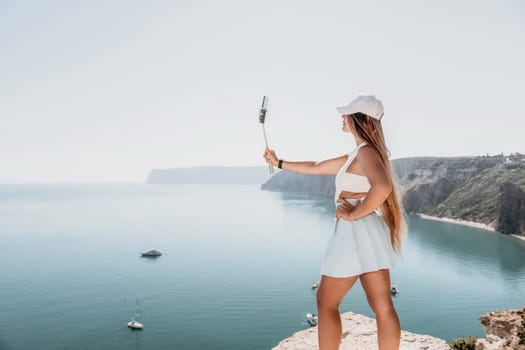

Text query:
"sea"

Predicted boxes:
[[0, 184, 524, 350]]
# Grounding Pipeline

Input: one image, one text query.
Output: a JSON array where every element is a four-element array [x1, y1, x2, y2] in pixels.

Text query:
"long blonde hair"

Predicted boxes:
[[347, 113, 407, 252]]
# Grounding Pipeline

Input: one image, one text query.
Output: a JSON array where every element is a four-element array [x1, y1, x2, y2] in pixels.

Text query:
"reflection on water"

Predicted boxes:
[[408, 216, 525, 277], [278, 191, 336, 212], [133, 328, 142, 350]]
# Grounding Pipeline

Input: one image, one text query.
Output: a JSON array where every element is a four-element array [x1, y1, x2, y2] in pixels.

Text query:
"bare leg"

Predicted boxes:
[[316, 274, 359, 350], [360, 269, 400, 350]]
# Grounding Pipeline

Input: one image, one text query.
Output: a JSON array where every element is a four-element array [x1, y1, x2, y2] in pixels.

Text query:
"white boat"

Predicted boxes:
[[311, 282, 320, 289], [306, 313, 318, 326], [390, 284, 399, 295], [128, 318, 143, 330], [141, 248, 162, 257], [127, 299, 144, 330]]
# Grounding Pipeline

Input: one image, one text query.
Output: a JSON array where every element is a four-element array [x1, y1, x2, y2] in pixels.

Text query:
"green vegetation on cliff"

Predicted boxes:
[[429, 165, 525, 225]]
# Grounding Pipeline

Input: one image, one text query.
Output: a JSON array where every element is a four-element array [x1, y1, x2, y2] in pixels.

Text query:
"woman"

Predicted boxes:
[[263, 95, 407, 350]]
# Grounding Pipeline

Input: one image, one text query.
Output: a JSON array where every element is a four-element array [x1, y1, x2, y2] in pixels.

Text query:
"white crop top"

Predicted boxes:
[[334, 142, 371, 202]]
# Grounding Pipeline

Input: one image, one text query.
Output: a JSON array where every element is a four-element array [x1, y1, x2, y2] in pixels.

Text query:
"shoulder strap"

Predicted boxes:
[[356, 142, 368, 150], [352, 142, 369, 161], [348, 142, 368, 156], [344, 142, 368, 167]]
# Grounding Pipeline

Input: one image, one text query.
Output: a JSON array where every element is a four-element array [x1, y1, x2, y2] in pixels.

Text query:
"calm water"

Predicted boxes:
[[0, 184, 524, 350]]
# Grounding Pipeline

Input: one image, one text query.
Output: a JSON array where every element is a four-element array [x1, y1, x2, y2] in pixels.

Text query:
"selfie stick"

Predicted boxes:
[[258, 96, 274, 174]]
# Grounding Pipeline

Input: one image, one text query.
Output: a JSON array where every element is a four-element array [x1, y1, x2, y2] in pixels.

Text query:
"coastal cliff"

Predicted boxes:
[[146, 166, 269, 184], [497, 183, 525, 236], [271, 311, 451, 350], [260, 154, 525, 237], [260, 172, 335, 198]]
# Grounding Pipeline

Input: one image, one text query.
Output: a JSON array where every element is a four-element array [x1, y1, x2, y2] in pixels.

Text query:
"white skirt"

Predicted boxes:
[[320, 205, 404, 278]]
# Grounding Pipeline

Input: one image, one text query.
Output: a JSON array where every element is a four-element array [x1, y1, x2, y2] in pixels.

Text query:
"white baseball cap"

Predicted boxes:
[[336, 95, 384, 120]]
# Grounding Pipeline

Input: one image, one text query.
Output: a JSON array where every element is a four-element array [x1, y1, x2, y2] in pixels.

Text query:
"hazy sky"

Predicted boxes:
[[1, 0, 524, 183]]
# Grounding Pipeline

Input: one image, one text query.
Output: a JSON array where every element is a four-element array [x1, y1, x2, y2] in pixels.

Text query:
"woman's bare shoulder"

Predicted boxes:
[[356, 145, 389, 181], [357, 144, 381, 160]]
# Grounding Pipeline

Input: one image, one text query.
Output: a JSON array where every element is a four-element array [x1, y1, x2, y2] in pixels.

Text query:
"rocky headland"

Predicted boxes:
[[261, 153, 525, 238], [146, 166, 269, 184]]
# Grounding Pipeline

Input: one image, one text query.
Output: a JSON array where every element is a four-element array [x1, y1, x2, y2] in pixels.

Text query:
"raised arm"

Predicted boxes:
[[263, 148, 347, 176]]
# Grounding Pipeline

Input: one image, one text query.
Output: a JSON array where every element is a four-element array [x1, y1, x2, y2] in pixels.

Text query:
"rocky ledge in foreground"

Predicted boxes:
[[272, 311, 450, 350], [477, 307, 525, 350]]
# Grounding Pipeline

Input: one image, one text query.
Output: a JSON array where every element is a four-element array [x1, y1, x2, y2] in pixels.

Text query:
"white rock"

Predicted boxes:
[[272, 311, 451, 350]]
